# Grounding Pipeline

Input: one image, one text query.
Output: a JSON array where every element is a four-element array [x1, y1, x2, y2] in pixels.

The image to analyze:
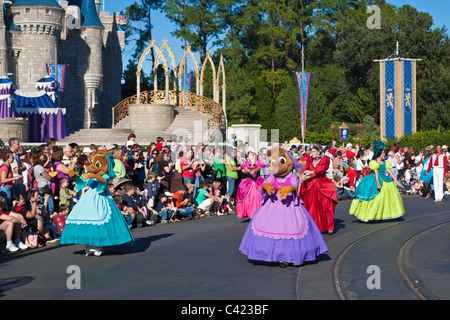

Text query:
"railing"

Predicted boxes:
[[112, 90, 224, 131]]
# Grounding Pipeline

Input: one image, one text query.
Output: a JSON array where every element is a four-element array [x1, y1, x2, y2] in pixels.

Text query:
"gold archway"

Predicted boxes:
[[200, 50, 217, 100], [136, 39, 170, 104], [154, 38, 178, 91], [178, 44, 200, 94], [118, 40, 226, 131]]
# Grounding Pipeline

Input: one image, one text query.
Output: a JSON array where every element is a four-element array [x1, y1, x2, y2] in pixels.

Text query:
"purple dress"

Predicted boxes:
[[239, 172, 328, 266]]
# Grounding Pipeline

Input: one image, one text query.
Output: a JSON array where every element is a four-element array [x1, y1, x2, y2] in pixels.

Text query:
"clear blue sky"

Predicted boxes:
[[101, 0, 449, 72]]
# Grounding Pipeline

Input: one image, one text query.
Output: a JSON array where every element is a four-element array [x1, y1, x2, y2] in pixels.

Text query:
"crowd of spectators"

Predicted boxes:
[[323, 142, 450, 201], [1, 133, 449, 253]]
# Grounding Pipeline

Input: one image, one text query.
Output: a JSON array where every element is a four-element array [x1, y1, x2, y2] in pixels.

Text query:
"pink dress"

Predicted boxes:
[[236, 160, 265, 218]]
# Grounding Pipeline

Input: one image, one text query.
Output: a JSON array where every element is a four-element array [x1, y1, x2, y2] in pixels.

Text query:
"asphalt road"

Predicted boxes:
[[1, 195, 449, 303]]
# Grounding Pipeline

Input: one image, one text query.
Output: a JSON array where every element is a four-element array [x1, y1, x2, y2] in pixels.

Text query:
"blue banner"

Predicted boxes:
[[380, 59, 416, 139], [295, 72, 311, 142], [401, 60, 416, 136]]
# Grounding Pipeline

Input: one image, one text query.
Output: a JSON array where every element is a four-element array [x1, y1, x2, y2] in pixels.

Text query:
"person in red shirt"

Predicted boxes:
[[425, 145, 448, 201], [346, 163, 358, 187], [345, 143, 356, 160], [301, 146, 311, 165], [155, 137, 165, 152], [180, 149, 196, 185]]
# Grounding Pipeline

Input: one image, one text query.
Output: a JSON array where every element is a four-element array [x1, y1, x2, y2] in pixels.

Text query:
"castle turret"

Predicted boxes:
[[0, 2, 8, 76], [79, 0, 104, 129], [10, 0, 64, 92]]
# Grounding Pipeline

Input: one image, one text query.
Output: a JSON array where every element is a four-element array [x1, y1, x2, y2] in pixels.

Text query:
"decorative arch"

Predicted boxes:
[[136, 39, 170, 104], [200, 50, 217, 100], [154, 38, 178, 91], [216, 54, 227, 129], [178, 44, 200, 94]]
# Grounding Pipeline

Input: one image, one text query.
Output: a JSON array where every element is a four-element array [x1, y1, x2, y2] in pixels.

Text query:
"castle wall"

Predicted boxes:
[[10, 5, 63, 92], [0, 3, 125, 135]]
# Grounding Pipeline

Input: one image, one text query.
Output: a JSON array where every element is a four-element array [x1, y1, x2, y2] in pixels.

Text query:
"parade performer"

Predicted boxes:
[[349, 140, 405, 222], [298, 144, 338, 234], [419, 150, 433, 199], [424, 145, 448, 202], [61, 152, 134, 256], [236, 147, 265, 219], [239, 147, 328, 267]]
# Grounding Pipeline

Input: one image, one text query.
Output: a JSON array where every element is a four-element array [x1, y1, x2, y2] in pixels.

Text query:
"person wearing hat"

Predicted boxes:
[[345, 143, 356, 160], [442, 145, 449, 159], [425, 145, 448, 202], [289, 145, 299, 160], [300, 146, 311, 165], [82, 147, 94, 158]]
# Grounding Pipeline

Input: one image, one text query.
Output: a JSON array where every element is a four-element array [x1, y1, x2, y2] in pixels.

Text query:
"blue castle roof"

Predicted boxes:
[[11, 0, 63, 9], [69, 0, 103, 28]]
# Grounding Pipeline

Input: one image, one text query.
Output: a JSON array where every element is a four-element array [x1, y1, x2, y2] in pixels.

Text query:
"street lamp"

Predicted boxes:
[[330, 123, 335, 143], [357, 123, 364, 147]]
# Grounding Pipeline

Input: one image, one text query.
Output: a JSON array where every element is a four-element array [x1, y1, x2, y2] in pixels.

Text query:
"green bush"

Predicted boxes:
[[302, 127, 450, 150]]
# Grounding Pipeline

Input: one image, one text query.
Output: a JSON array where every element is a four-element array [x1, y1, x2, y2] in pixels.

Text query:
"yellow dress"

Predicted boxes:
[[349, 160, 404, 222]]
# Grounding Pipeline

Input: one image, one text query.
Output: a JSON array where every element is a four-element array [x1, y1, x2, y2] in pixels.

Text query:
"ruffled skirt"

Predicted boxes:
[[349, 181, 404, 222], [236, 177, 264, 219], [239, 194, 328, 266], [61, 190, 134, 247]]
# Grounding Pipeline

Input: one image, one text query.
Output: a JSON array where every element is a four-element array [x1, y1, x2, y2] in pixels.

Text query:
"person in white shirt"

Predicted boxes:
[[425, 145, 448, 202], [387, 150, 399, 179]]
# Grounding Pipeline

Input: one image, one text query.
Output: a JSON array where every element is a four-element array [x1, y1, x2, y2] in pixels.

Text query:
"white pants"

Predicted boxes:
[[432, 167, 444, 200], [198, 198, 212, 211]]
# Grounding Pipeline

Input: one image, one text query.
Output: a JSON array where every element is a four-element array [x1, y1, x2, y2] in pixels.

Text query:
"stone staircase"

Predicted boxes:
[[58, 105, 213, 146]]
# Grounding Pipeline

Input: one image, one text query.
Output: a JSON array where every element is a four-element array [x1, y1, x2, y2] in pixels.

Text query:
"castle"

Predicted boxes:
[[0, 0, 124, 134]]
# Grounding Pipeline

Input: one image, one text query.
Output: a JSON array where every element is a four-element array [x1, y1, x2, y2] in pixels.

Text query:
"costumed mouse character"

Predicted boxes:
[[60, 152, 135, 256], [239, 147, 328, 267]]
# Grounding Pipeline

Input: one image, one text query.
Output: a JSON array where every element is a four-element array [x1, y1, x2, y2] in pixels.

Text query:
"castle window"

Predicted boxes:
[[46, 9, 51, 14], [25, 8, 31, 14]]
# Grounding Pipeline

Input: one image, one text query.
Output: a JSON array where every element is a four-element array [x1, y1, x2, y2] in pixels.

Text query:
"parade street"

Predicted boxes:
[[0, 196, 449, 301]]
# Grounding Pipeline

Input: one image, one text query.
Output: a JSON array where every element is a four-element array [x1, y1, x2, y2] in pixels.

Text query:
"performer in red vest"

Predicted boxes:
[[425, 145, 448, 202]]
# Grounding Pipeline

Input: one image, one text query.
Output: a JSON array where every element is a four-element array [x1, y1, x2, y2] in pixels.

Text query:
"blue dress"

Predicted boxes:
[[349, 160, 404, 222], [419, 157, 433, 184], [61, 174, 135, 247]]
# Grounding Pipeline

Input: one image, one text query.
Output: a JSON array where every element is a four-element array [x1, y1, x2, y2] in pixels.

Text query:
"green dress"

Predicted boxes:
[[349, 160, 404, 222]]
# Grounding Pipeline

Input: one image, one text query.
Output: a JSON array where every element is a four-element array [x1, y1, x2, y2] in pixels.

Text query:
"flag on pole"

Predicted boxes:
[[181, 72, 193, 107], [379, 59, 417, 139], [46, 63, 66, 107], [295, 71, 311, 142]]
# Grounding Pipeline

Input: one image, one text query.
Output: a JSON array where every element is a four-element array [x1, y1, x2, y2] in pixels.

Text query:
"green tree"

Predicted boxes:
[[164, 0, 223, 64]]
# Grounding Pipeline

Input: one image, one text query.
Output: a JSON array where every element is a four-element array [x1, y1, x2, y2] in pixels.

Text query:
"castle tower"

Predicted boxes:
[[0, 2, 8, 76], [79, 0, 104, 129], [10, 0, 64, 92], [100, 10, 125, 129]]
